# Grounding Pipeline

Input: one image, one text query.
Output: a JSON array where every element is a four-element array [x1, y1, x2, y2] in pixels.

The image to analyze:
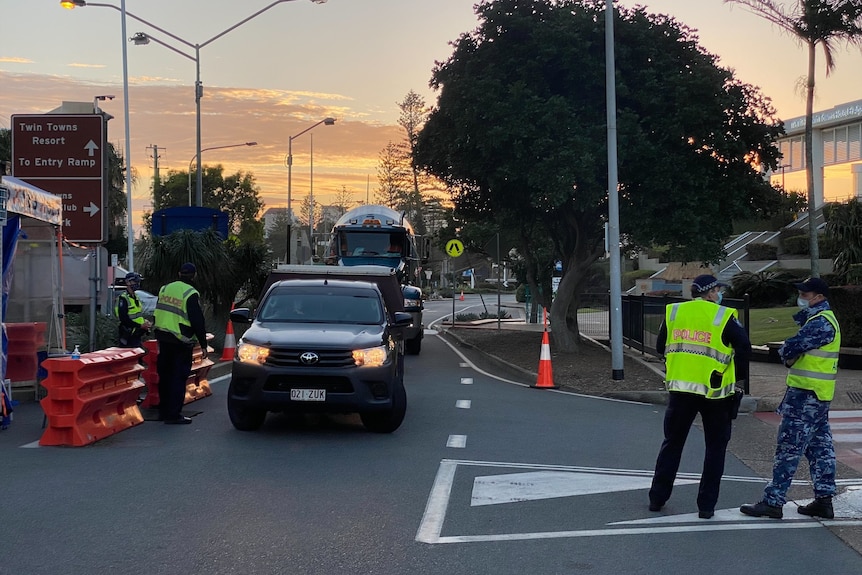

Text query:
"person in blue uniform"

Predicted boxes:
[[740, 277, 840, 519]]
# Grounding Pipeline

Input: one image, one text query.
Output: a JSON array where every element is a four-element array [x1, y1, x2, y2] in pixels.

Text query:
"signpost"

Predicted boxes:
[[11, 114, 106, 243]]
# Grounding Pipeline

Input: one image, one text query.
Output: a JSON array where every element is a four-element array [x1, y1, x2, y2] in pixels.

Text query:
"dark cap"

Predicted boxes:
[[794, 277, 829, 297], [691, 274, 728, 295], [124, 272, 142, 282], [179, 262, 197, 275]]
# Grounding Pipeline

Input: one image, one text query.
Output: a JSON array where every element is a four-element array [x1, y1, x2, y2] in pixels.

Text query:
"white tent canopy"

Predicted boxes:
[[0, 175, 62, 225]]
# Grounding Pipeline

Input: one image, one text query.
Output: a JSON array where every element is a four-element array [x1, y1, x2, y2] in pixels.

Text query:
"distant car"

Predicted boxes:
[[227, 276, 413, 433]]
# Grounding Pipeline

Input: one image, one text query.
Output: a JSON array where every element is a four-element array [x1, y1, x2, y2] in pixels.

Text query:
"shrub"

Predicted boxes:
[[781, 234, 838, 258], [479, 310, 511, 320], [746, 242, 777, 260], [829, 285, 862, 347], [729, 271, 794, 307]]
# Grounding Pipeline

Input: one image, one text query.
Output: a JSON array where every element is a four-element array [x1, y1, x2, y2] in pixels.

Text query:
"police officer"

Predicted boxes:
[[153, 263, 207, 425], [649, 274, 751, 519], [115, 272, 151, 348], [740, 277, 839, 519]]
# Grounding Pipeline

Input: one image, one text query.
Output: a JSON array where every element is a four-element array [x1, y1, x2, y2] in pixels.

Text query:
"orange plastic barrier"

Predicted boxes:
[[39, 347, 146, 446], [6, 322, 47, 382], [140, 335, 215, 408]]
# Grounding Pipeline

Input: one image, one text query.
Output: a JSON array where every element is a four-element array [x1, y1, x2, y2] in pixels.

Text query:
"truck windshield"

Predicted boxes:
[[340, 232, 406, 258]]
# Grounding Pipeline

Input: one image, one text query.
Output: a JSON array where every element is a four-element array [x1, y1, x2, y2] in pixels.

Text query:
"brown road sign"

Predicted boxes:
[[11, 114, 106, 243]]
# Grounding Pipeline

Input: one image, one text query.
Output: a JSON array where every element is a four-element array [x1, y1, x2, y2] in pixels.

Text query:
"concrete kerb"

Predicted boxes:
[[440, 325, 765, 413]]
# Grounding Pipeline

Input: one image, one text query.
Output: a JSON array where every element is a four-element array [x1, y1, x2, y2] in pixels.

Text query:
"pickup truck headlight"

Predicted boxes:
[[403, 298, 421, 308], [237, 342, 270, 364], [352, 345, 388, 367]]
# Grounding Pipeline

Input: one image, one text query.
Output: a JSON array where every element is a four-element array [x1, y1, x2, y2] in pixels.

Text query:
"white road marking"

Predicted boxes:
[[436, 333, 647, 405], [459, 363, 469, 368], [456, 400, 472, 409], [20, 441, 40, 449], [416, 459, 862, 544], [460, 377, 473, 385], [471, 471, 696, 506], [830, 411, 862, 418], [447, 435, 467, 448]]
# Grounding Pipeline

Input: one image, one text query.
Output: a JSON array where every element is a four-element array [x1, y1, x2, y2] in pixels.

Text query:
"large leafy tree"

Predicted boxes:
[[152, 165, 265, 244], [726, 0, 862, 278], [414, 0, 783, 351]]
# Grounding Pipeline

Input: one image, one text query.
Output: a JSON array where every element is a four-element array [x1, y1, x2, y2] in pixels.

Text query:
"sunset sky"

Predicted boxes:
[[2, 0, 861, 233]]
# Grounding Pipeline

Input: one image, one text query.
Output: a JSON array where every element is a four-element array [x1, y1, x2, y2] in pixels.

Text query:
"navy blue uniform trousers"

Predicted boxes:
[[649, 391, 733, 513], [157, 340, 193, 421]]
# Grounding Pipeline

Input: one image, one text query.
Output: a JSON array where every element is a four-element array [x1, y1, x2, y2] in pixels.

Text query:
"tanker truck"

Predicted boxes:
[[325, 205, 429, 354]]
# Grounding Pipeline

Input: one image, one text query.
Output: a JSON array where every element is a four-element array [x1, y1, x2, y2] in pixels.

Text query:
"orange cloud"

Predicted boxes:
[[0, 71, 418, 230]]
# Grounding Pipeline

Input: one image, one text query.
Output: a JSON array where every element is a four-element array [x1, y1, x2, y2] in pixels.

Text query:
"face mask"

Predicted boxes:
[[716, 293, 723, 305], [797, 297, 809, 309]]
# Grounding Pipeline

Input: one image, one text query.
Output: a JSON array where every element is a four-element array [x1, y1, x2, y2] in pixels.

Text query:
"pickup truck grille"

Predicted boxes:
[[265, 348, 355, 368]]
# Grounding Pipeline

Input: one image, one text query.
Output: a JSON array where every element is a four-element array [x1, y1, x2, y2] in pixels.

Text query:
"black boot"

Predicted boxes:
[[740, 501, 783, 519], [797, 497, 834, 519]]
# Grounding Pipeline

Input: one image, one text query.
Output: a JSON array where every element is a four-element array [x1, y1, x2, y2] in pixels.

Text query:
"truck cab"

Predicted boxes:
[[325, 205, 428, 354]]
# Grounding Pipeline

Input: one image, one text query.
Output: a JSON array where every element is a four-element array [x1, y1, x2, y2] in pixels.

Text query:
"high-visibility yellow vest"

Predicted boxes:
[[154, 281, 199, 344], [115, 291, 145, 327], [664, 299, 737, 399], [787, 310, 841, 402]]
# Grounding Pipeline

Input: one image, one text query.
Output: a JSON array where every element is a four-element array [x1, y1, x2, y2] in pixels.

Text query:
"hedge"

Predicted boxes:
[[829, 285, 862, 347], [746, 242, 777, 260]]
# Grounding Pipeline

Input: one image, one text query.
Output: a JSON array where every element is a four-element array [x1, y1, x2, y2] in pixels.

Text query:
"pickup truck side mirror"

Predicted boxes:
[[392, 311, 413, 327], [230, 308, 253, 324]]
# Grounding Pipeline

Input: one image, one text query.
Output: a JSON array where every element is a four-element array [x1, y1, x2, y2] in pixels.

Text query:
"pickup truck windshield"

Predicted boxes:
[[259, 290, 383, 325]]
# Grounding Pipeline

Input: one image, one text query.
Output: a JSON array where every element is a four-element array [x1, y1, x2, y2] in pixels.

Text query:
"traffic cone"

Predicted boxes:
[[220, 305, 236, 361], [459, 291, 465, 301], [531, 330, 558, 389]]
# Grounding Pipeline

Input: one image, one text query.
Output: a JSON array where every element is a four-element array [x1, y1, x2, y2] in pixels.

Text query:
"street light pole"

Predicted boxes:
[[62, 0, 328, 207], [187, 142, 257, 206], [286, 117, 336, 263]]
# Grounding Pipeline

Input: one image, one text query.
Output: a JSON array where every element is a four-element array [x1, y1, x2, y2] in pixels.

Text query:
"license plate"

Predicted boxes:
[[290, 389, 326, 401]]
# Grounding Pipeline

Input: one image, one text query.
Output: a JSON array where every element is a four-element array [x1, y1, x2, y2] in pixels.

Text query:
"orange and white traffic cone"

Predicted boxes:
[[531, 330, 557, 389], [220, 305, 237, 361], [459, 291, 465, 301]]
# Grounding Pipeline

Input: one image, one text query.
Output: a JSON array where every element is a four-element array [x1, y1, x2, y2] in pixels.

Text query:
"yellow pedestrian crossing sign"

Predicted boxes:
[[446, 239, 464, 258]]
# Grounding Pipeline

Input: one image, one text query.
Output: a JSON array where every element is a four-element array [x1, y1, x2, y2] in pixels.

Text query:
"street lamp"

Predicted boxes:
[[61, 0, 328, 208], [187, 142, 258, 206], [286, 117, 336, 263]]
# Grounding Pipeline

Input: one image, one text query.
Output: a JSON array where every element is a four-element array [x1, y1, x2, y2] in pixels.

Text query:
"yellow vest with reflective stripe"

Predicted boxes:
[[786, 310, 840, 401], [154, 281, 199, 344], [664, 299, 737, 399], [115, 291, 145, 327]]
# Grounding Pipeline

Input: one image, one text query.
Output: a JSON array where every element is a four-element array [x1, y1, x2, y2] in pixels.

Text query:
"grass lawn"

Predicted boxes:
[[747, 306, 799, 346]]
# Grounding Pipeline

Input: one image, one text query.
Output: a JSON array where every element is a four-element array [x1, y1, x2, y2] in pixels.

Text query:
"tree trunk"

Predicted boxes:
[[805, 40, 821, 277], [549, 253, 592, 353]]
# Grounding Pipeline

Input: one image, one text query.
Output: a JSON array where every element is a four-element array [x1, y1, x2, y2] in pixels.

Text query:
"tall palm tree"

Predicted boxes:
[[725, 0, 862, 277]]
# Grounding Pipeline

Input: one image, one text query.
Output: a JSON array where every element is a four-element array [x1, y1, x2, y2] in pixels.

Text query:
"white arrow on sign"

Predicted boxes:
[[84, 140, 99, 157], [83, 202, 100, 217]]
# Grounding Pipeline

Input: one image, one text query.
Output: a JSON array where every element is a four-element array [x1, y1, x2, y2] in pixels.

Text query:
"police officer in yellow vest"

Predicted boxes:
[[153, 262, 207, 425], [116, 272, 152, 348], [741, 277, 840, 519], [649, 274, 751, 519]]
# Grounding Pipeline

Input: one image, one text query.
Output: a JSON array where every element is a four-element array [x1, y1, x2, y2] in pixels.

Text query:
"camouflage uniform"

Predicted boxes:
[[762, 300, 837, 506]]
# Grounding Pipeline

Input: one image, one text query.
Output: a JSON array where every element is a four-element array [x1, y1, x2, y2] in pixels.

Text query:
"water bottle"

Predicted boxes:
[[71, 345, 81, 360]]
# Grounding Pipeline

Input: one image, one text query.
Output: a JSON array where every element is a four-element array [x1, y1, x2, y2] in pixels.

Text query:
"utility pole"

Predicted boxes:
[[147, 144, 163, 198]]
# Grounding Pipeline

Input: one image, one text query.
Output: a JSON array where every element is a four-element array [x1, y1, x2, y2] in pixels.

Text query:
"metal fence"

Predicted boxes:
[[577, 292, 751, 358]]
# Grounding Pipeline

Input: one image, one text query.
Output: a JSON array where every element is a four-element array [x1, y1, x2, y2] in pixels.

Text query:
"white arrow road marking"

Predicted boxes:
[[471, 471, 696, 507], [460, 377, 473, 385], [83, 202, 100, 216], [416, 459, 862, 544], [84, 140, 99, 156], [456, 400, 471, 409]]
